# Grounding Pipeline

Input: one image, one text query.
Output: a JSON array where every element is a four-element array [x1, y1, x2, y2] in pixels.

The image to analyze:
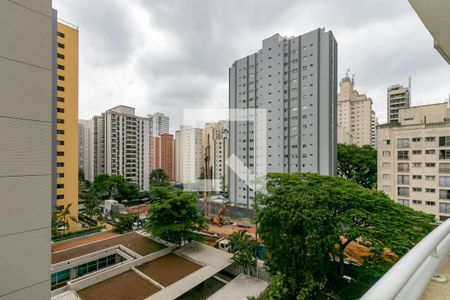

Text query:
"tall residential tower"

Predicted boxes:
[[387, 84, 410, 123], [148, 112, 170, 138], [229, 29, 338, 207], [337, 74, 375, 147], [55, 21, 79, 230]]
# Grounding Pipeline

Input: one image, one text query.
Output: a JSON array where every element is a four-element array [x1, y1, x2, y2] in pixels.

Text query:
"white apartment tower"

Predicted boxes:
[[93, 106, 150, 190], [337, 74, 375, 147], [78, 119, 94, 182], [148, 112, 169, 138], [175, 125, 203, 185], [387, 84, 410, 123], [229, 29, 338, 207], [378, 102, 450, 222]]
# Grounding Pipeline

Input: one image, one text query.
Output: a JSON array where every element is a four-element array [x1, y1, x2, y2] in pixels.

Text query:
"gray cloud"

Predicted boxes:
[[53, 0, 450, 131]]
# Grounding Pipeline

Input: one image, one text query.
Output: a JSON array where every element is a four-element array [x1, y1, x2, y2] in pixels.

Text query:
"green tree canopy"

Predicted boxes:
[[144, 188, 206, 246], [337, 143, 377, 189], [149, 169, 170, 187], [113, 212, 138, 234], [92, 174, 139, 202], [255, 173, 434, 299]]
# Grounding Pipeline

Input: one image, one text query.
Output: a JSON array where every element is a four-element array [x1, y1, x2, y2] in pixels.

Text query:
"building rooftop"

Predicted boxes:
[[52, 232, 165, 264], [208, 273, 269, 300], [421, 253, 450, 300], [77, 270, 160, 300], [136, 253, 203, 287]]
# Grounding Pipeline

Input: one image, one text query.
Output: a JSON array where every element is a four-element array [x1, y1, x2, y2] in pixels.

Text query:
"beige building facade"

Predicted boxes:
[[338, 75, 375, 147], [387, 84, 410, 123], [377, 102, 450, 222]]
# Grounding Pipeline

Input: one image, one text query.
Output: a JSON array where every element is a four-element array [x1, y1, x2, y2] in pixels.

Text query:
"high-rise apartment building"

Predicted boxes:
[[387, 84, 410, 123], [150, 133, 175, 181], [229, 29, 338, 207], [79, 119, 94, 182], [0, 1, 53, 298], [371, 110, 378, 147], [93, 106, 150, 190], [175, 125, 203, 185], [214, 120, 230, 194], [55, 20, 79, 230], [377, 102, 450, 222], [337, 74, 375, 147], [148, 112, 170, 138]]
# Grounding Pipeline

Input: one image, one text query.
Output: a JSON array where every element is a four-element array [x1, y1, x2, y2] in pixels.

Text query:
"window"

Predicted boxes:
[[382, 185, 391, 193], [383, 162, 391, 169], [412, 187, 422, 192], [57, 162, 64, 168], [57, 31, 65, 38], [440, 163, 450, 174], [426, 188, 436, 193], [398, 163, 409, 172], [426, 201, 436, 206], [413, 162, 422, 167], [440, 176, 450, 187], [57, 97, 64, 102], [398, 199, 409, 207], [57, 141, 64, 146], [425, 136, 436, 142], [398, 187, 409, 196], [412, 175, 422, 180], [440, 149, 450, 160], [56, 195, 64, 200], [58, 75, 65, 81], [412, 137, 421, 142], [57, 130, 64, 135], [383, 139, 391, 145], [382, 151, 390, 157], [397, 138, 409, 148], [413, 200, 422, 205], [57, 173, 64, 178], [439, 189, 450, 199], [397, 175, 409, 185], [439, 202, 450, 213], [57, 86, 65, 92], [425, 163, 436, 167], [57, 184, 64, 189], [425, 175, 436, 181], [412, 150, 422, 155], [57, 64, 65, 70], [440, 215, 450, 221], [383, 174, 391, 180], [57, 53, 65, 59], [57, 119, 64, 124], [397, 151, 409, 160], [439, 136, 450, 146], [57, 151, 64, 156], [57, 108, 64, 113], [57, 42, 65, 49]]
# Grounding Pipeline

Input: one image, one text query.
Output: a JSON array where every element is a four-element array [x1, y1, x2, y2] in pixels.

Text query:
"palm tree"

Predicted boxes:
[[229, 230, 258, 275], [56, 203, 77, 235]]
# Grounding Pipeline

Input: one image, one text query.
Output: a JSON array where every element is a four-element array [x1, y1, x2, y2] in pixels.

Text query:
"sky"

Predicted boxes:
[[53, 0, 450, 133]]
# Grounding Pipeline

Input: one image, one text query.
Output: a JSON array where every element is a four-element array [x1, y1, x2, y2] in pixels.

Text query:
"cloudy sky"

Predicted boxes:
[[54, 0, 450, 132]]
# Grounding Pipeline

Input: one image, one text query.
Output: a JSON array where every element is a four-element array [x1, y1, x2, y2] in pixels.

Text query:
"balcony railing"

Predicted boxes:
[[362, 218, 450, 300]]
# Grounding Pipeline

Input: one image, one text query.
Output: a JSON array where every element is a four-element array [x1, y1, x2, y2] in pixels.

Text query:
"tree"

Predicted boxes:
[[337, 143, 377, 189], [84, 191, 101, 226], [255, 174, 338, 299], [229, 230, 258, 275], [92, 174, 139, 202], [56, 203, 77, 235], [114, 212, 137, 234], [149, 169, 170, 187], [255, 173, 434, 299], [144, 188, 207, 246]]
